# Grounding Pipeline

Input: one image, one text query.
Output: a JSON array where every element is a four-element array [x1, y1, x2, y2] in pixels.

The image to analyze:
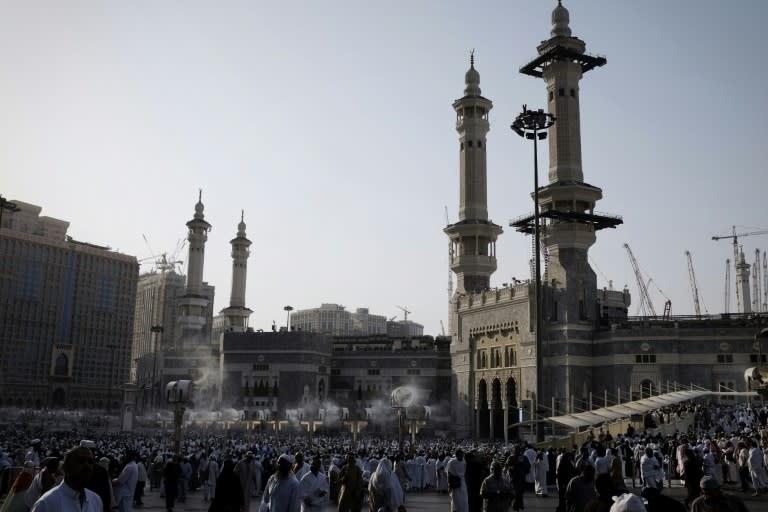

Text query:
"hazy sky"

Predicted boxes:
[[3, 0, 767, 335]]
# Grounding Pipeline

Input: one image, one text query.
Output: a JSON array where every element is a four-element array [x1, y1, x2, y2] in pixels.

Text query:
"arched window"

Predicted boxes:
[[54, 353, 69, 376]]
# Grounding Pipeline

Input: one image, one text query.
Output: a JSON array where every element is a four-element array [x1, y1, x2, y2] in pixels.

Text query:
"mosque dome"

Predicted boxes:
[[551, 0, 572, 38]]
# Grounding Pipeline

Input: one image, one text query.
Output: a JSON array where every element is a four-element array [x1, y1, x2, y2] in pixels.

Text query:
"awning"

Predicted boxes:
[[546, 390, 716, 430]]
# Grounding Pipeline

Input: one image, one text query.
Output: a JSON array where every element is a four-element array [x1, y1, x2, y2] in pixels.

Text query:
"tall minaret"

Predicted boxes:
[[516, 1, 619, 323], [444, 53, 503, 295], [185, 190, 211, 297], [220, 211, 252, 332], [177, 190, 213, 345], [736, 248, 752, 313]]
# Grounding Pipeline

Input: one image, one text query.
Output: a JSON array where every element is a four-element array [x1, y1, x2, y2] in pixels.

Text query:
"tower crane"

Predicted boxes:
[[763, 252, 767, 312], [724, 259, 731, 314], [445, 206, 453, 301], [712, 226, 768, 312], [685, 250, 706, 316], [396, 305, 412, 322], [754, 249, 762, 313], [623, 243, 656, 317]]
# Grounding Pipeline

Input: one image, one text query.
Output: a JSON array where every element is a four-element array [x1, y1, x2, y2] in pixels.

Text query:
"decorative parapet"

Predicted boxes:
[[455, 282, 531, 311]]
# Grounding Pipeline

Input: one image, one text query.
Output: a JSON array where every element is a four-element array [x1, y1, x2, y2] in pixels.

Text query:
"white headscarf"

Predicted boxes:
[[369, 457, 392, 494]]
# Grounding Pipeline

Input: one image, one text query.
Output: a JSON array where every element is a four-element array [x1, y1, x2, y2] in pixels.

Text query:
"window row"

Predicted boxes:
[[460, 140, 485, 151], [477, 346, 517, 369]]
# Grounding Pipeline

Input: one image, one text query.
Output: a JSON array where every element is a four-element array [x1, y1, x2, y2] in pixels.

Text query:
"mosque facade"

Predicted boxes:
[[446, 2, 763, 440]]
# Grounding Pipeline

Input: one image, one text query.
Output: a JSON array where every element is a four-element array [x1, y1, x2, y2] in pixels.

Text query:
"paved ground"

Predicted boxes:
[[137, 478, 766, 511]]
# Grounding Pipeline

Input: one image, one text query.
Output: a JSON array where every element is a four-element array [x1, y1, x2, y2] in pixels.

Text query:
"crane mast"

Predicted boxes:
[[623, 243, 656, 317], [763, 252, 767, 312], [685, 251, 702, 316], [755, 249, 762, 313], [724, 259, 731, 314]]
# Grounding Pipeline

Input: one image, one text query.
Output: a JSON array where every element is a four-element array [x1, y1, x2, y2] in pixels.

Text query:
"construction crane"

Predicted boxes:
[[685, 250, 705, 316], [623, 243, 656, 317], [753, 249, 761, 313], [396, 305, 411, 322], [763, 252, 768, 312], [724, 259, 731, 314], [445, 206, 454, 301], [647, 278, 672, 319], [712, 226, 768, 312]]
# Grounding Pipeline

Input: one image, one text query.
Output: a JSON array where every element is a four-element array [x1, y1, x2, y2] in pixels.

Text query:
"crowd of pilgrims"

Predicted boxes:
[[0, 401, 766, 512]]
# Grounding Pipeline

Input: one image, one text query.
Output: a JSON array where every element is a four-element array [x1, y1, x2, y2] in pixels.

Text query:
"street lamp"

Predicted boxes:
[[283, 305, 293, 331], [511, 105, 555, 441], [150, 325, 164, 410], [106, 344, 119, 415]]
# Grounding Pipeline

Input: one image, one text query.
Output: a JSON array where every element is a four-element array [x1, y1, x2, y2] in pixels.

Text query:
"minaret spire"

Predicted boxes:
[[514, 2, 620, 325], [444, 55, 502, 294], [185, 190, 211, 296], [176, 190, 213, 347], [221, 211, 252, 332]]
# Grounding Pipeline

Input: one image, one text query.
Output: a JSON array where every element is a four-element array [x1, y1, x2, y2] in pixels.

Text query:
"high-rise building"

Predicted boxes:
[[0, 200, 138, 409], [131, 269, 187, 412]]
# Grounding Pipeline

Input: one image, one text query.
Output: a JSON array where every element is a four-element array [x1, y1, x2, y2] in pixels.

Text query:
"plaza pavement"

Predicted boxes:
[[137, 478, 766, 511]]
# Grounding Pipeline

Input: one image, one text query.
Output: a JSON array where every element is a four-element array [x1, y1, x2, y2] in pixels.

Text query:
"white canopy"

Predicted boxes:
[[546, 390, 714, 430]]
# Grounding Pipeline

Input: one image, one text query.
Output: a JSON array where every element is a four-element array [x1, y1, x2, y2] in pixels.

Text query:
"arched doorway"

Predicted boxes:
[[318, 379, 325, 401], [52, 388, 66, 407], [491, 379, 503, 441], [477, 379, 489, 439], [639, 379, 656, 398], [506, 378, 519, 440]]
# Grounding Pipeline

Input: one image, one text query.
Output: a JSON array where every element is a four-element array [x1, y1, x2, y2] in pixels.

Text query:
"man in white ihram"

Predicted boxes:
[[446, 449, 468, 512], [298, 457, 328, 512], [113, 451, 138, 512]]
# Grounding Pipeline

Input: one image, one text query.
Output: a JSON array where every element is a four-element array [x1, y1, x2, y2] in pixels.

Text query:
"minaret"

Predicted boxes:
[[516, 1, 620, 323], [736, 248, 752, 313], [177, 190, 213, 345], [444, 53, 503, 295], [185, 190, 211, 296], [220, 211, 253, 332]]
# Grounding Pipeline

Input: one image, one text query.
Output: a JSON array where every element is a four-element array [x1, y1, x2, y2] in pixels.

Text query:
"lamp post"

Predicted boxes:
[[106, 344, 119, 415], [150, 325, 164, 410], [511, 105, 555, 441], [283, 305, 293, 331]]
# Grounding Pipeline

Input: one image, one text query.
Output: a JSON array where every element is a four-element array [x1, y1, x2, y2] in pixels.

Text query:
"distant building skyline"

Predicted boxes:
[[290, 303, 424, 337]]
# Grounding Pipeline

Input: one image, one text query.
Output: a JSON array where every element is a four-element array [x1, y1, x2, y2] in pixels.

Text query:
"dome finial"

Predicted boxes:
[[551, 0, 572, 38], [237, 210, 246, 236], [194, 189, 205, 218], [464, 49, 480, 96]]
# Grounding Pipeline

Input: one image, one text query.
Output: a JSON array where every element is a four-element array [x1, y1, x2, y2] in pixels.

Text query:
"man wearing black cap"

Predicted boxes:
[[690, 475, 748, 512]]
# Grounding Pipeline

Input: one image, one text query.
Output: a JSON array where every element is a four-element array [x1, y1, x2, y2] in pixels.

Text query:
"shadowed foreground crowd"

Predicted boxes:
[[0, 401, 766, 512]]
